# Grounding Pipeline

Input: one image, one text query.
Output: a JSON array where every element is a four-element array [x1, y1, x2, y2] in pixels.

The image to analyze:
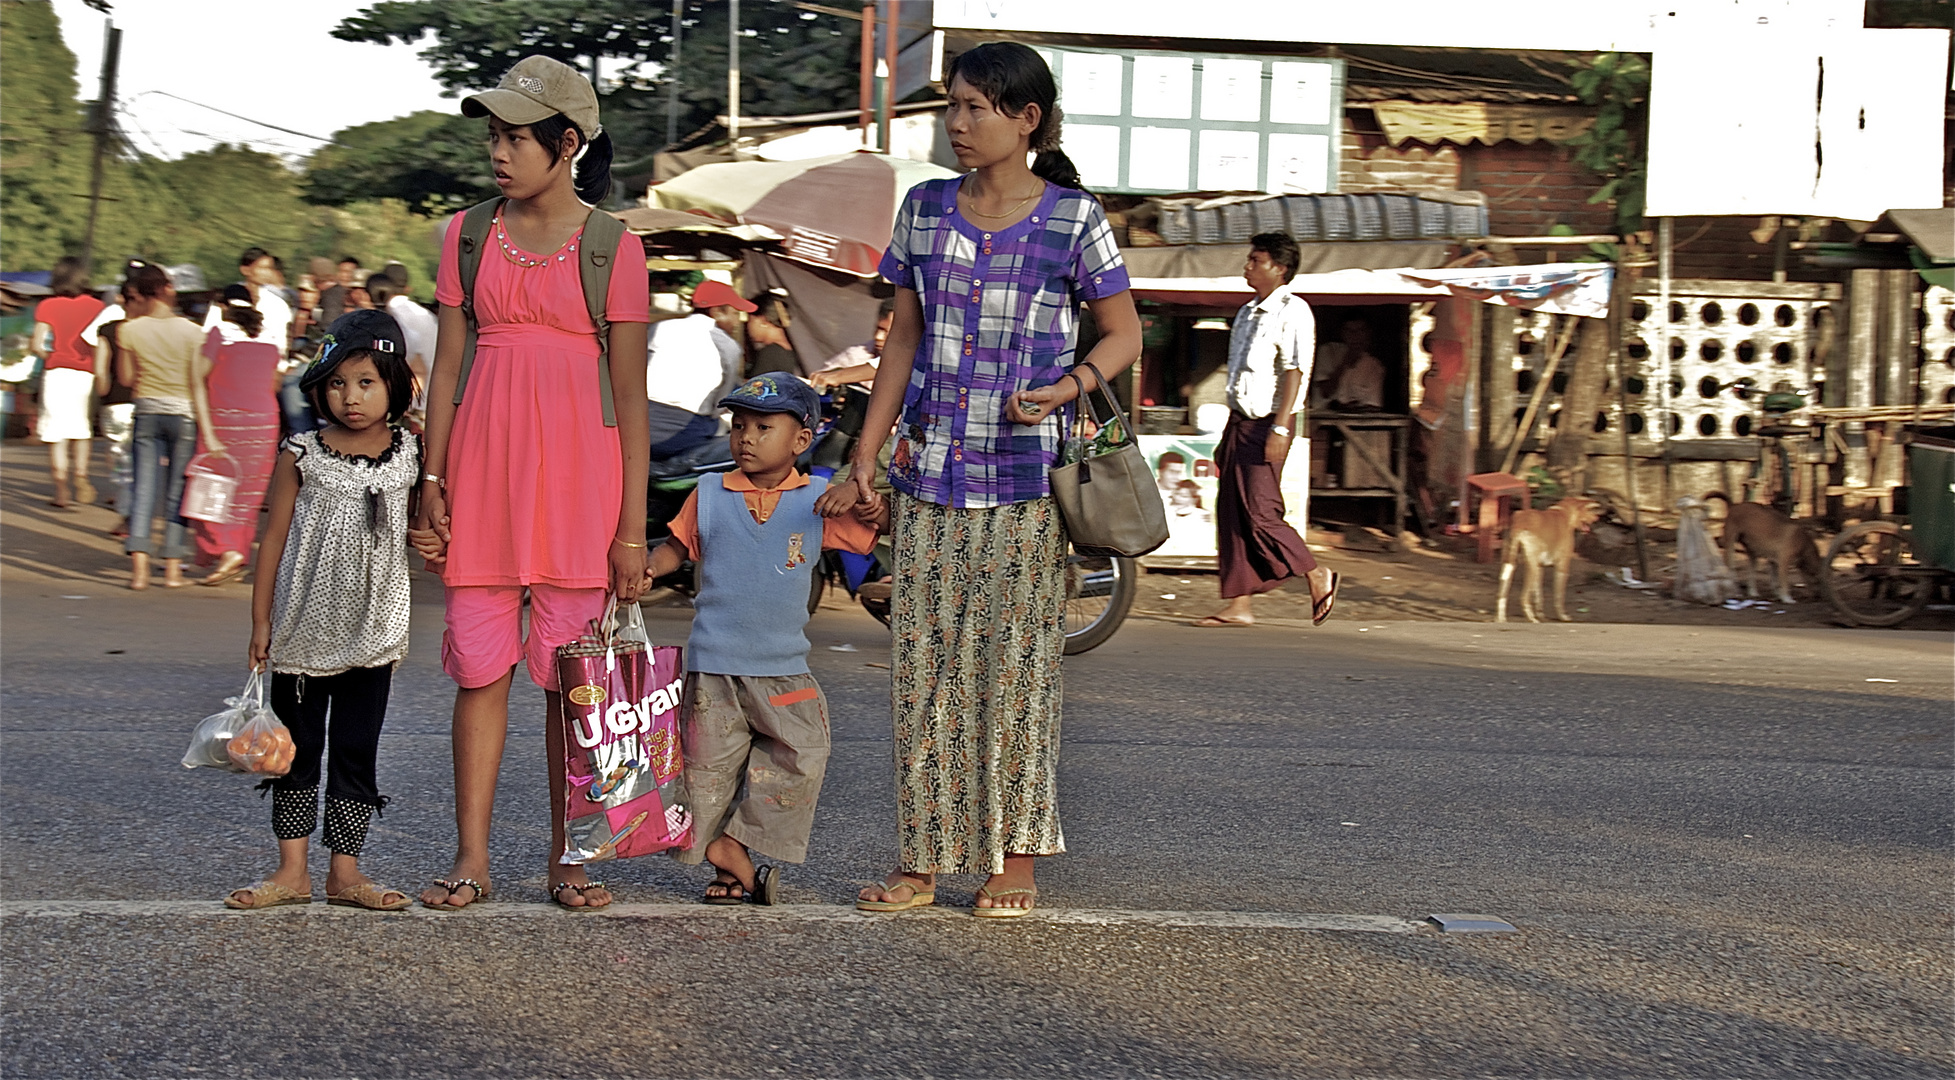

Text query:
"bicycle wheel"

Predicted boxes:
[[1061, 550, 1137, 655], [1818, 521, 1932, 627]]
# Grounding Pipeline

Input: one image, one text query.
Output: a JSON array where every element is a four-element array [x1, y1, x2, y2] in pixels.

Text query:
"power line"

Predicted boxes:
[[126, 90, 331, 142]]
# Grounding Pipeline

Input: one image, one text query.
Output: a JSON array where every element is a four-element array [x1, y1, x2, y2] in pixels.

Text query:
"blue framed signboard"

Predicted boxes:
[[1036, 48, 1345, 196]]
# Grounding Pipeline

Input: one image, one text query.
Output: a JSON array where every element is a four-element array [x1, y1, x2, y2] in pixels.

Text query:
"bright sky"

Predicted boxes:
[[52, 0, 459, 162]]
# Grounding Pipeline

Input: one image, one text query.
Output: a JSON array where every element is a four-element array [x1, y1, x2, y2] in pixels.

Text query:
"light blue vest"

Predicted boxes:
[[687, 472, 825, 676]]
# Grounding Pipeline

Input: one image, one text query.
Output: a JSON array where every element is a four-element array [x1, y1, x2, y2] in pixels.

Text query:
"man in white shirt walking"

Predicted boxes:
[[1194, 233, 1339, 628], [367, 275, 437, 412]]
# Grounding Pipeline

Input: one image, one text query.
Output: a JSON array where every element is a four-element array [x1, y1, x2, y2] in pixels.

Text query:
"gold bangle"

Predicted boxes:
[[612, 537, 646, 549]]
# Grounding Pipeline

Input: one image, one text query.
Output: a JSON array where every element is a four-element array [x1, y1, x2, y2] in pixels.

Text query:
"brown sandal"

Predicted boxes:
[[223, 879, 312, 910], [327, 882, 412, 911]]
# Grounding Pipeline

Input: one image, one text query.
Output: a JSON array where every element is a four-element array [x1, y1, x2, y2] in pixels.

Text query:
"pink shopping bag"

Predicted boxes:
[[555, 601, 693, 864]]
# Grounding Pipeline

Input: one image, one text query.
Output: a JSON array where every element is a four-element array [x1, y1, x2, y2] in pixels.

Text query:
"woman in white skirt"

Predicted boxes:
[[30, 257, 107, 509]]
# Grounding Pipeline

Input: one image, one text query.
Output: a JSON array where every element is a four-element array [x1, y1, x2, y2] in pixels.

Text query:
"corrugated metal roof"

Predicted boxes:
[[1340, 46, 1584, 106]]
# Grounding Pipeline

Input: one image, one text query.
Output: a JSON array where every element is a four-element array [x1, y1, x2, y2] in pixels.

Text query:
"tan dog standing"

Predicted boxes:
[[1703, 492, 1820, 604], [1496, 496, 1603, 623]]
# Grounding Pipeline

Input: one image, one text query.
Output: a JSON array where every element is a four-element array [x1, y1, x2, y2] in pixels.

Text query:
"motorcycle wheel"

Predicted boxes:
[[1061, 550, 1136, 655]]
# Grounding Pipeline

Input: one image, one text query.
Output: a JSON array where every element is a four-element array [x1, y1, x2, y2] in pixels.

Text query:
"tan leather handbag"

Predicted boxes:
[[1049, 362, 1169, 558]]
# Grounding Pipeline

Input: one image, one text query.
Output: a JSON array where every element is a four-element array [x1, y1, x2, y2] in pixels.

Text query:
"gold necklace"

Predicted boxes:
[[960, 183, 1042, 220]]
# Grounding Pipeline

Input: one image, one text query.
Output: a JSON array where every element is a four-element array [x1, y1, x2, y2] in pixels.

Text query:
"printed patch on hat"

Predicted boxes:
[[567, 684, 607, 707], [517, 75, 545, 94], [737, 376, 781, 401]]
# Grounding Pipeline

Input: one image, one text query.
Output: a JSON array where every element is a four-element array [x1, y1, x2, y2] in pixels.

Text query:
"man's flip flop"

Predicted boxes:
[[1190, 615, 1254, 628], [856, 875, 935, 913], [971, 885, 1037, 918], [1312, 571, 1341, 626], [701, 874, 746, 905]]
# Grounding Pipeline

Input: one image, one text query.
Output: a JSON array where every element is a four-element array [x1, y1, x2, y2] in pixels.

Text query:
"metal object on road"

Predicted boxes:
[[1426, 913, 1519, 934]]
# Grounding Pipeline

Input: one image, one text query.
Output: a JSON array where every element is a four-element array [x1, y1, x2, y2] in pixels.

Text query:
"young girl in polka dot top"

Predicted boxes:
[[222, 310, 421, 912]]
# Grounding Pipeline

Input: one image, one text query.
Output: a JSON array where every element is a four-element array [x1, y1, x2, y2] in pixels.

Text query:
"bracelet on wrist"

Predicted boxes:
[[421, 473, 444, 486], [612, 537, 646, 549]]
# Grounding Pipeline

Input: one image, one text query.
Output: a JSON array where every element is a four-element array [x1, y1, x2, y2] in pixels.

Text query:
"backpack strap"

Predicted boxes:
[[449, 197, 502, 410], [449, 199, 629, 430], [579, 207, 627, 428]]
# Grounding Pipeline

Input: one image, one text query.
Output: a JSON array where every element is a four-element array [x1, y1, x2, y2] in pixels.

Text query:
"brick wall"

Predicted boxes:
[[1339, 119, 1461, 193], [1455, 140, 1617, 238]]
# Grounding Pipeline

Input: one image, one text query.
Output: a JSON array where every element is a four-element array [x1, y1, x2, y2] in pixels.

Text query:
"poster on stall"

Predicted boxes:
[[1136, 433, 1311, 562]]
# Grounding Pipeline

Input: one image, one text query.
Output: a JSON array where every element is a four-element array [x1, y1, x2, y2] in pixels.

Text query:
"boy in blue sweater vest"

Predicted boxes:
[[643, 374, 885, 904]]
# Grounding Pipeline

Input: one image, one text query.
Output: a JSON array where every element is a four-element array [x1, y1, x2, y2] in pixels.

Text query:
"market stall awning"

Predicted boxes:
[[1400, 262, 1614, 318], [645, 151, 955, 277]]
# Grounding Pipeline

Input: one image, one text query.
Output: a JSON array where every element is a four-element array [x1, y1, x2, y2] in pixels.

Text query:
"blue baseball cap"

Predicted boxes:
[[719, 373, 820, 428]]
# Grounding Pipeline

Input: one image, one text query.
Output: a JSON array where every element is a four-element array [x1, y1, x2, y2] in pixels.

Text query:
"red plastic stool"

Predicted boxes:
[[1466, 472, 1530, 563]]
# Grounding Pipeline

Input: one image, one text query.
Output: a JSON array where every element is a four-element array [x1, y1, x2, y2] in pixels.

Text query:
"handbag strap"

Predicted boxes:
[[1065, 360, 1136, 447]]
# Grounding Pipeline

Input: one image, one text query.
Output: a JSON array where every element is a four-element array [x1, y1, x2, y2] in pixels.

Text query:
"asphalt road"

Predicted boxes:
[[2, 489, 1950, 1077]]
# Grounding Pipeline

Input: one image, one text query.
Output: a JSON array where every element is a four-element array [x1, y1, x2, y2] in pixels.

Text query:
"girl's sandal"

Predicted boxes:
[[326, 882, 413, 911], [422, 878, 490, 911], [855, 874, 935, 913], [971, 886, 1037, 919], [551, 881, 611, 911], [223, 879, 312, 910]]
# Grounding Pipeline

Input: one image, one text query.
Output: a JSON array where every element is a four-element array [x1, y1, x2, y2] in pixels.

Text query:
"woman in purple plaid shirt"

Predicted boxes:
[[818, 42, 1142, 918]]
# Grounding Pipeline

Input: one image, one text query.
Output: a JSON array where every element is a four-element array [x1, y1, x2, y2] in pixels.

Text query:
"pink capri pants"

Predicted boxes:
[[441, 584, 609, 691]]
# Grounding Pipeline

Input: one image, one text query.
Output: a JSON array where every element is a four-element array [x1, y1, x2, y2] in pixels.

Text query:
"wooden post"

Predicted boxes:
[[1500, 316, 1576, 477], [1878, 268, 1915, 407], [726, 0, 741, 151], [859, 6, 875, 138], [880, 0, 900, 153], [1546, 314, 1610, 485], [1843, 269, 1879, 488], [1482, 306, 1517, 468]]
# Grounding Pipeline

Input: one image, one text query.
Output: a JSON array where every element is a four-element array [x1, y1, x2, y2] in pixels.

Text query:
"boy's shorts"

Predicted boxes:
[[676, 672, 831, 865], [441, 584, 608, 691]]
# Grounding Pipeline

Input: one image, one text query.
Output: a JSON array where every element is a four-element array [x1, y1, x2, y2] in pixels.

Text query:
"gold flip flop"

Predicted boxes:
[[856, 875, 935, 913], [971, 885, 1037, 919], [224, 879, 312, 910]]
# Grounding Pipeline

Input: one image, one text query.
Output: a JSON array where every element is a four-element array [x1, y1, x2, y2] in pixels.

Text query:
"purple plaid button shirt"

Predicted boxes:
[[878, 177, 1130, 508]]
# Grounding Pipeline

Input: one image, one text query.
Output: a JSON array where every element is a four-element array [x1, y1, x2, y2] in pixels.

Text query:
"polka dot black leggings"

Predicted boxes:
[[264, 666, 392, 856]]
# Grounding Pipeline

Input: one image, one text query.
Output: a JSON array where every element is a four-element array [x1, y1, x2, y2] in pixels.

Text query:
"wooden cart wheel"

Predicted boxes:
[[1818, 521, 1933, 627]]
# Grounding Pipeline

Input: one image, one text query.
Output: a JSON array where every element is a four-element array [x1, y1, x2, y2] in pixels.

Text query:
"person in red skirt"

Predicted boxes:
[[195, 284, 284, 585]]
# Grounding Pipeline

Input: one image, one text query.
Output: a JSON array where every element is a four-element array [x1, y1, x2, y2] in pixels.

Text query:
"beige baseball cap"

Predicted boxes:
[[462, 55, 601, 140]]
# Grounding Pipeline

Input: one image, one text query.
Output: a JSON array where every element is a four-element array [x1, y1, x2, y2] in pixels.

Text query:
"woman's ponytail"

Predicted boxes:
[[574, 129, 614, 207], [1032, 149, 1084, 193]]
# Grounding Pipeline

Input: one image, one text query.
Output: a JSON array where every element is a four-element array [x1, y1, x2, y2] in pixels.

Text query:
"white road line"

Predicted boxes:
[[0, 899, 1426, 933]]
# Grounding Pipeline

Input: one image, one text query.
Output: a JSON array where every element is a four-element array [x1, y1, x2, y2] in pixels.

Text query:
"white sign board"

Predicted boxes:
[[1644, 28, 1948, 220]]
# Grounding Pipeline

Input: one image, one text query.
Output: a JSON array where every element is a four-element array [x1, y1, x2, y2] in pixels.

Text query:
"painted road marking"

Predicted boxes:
[[0, 899, 1429, 933]]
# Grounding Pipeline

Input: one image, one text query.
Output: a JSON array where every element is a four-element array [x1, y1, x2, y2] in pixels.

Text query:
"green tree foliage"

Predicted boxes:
[[1567, 52, 1649, 237], [1, 0, 95, 269], [0, 2, 439, 297], [333, 0, 861, 165], [303, 110, 497, 215]]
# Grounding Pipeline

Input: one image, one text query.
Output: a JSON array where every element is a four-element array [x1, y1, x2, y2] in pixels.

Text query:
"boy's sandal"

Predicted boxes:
[[700, 874, 746, 906], [223, 879, 312, 910], [855, 874, 936, 913], [422, 878, 490, 911], [551, 880, 611, 911], [326, 882, 413, 911], [971, 886, 1037, 919]]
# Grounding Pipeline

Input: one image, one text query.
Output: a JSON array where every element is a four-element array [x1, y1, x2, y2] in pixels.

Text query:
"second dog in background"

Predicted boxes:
[[1704, 492, 1821, 604]]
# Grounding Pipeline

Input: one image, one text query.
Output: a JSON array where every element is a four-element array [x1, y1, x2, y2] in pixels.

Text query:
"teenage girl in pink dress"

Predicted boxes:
[[410, 56, 651, 911]]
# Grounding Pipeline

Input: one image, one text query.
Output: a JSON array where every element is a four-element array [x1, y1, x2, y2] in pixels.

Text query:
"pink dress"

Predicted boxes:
[[194, 327, 281, 561], [434, 211, 649, 588]]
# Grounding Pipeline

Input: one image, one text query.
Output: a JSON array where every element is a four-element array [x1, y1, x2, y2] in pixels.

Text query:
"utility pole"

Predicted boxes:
[[726, 0, 741, 153], [80, 20, 122, 274], [880, 0, 899, 153], [665, 0, 683, 148]]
